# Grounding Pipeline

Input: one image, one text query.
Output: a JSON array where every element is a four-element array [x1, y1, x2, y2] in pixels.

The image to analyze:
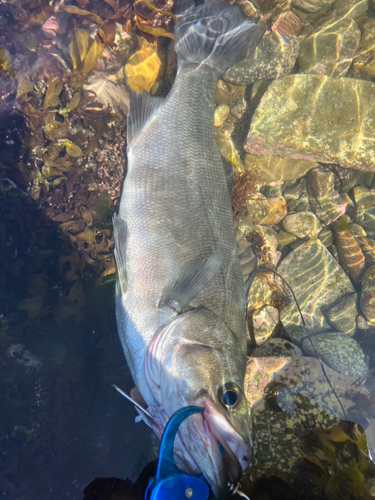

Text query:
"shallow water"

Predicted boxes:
[[2, 0, 375, 499]]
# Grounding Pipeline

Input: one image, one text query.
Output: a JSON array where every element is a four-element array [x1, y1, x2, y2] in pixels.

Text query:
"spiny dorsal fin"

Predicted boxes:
[[113, 213, 128, 294], [159, 253, 224, 314], [127, 91, 164, 145]]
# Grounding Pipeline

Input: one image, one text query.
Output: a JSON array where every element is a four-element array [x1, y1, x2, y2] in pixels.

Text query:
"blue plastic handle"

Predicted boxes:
[[145, 406, 210, 500], [156, 406, 204, 479]]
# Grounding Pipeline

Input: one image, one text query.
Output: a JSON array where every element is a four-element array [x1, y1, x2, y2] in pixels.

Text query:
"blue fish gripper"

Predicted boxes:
[[145, 406, 210, 500]]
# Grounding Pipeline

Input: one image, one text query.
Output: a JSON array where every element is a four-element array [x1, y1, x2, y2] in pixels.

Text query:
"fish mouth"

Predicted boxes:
[[172, 399, 251, 499]]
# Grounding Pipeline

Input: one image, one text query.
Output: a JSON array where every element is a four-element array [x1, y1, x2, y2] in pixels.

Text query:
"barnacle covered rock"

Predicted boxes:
[[245, 355, 375, 494], [223, 32, 299, 86], [301, 331, 368, 379], [251, 338, 302, 357]]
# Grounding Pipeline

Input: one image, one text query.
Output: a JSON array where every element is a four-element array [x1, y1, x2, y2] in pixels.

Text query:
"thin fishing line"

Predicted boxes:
[[248, 265, 347, 421]]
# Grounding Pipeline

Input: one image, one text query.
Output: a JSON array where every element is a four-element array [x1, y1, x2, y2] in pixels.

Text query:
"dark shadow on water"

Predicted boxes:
[[0, 106, 156, 500]]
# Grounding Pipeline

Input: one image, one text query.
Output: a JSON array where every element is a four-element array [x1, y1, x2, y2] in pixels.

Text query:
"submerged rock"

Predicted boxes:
[[333, 0, 368, 21], [326, 293, 357, 335], [282, 212, 322, 239], [214, 114, 243, 170], [351, 19, 375, 81], [283, 178, 310, 214], [241, 194, 287, 226], [214, 104, 230, 127], [277, 230, 297, 248], [360, 265, 375, 324], [353, 186, 375, 210], [251, 305, 279, 345], [271, 10, 303, 37], [277, 239, 355, 339], [318, 226, 333, 247], [301, 331, 368, 379], [360, 236, 375, 266], [262, 196, 287, 225], [357, 314, 370, 330], [244, 154, 315, 183], [291, 0, 335, 13], [332, 217, 366, 283], [307, 167, 350, 225], [334, 167, 374, 193], [223, 33, 299, 86], [251, 338, 302, 357], [214, 80, 246, 107], [298, 17, 360, 78], [246, 74, 375, 172], [245, 355, 375, 488]]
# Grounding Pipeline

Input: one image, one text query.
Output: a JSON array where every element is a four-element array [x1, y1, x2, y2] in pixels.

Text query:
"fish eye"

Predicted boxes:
[[218, 382, 241, 410]]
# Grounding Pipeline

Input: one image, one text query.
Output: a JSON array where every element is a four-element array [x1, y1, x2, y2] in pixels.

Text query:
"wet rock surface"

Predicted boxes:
[[246, 74, 375, 171]]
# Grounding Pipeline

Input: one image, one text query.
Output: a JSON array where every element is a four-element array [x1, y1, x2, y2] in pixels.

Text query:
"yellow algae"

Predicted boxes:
[[69, 29, 105, 74], [125, 38, 161, 93], [44, 77, 63, 109]]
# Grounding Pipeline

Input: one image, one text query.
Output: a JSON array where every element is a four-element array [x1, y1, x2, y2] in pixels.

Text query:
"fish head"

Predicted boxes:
[[145, 308, 250, 499]]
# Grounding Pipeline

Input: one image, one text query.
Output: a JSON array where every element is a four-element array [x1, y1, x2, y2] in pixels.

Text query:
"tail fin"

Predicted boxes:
[[174, 0, 264, 73]]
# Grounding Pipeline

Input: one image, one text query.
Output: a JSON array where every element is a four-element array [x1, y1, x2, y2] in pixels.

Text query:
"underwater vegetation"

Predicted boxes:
[[0, 0, 179, 326]]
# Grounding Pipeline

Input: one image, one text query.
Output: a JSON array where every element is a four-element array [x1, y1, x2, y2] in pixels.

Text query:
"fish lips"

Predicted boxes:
[[173, 399, 251, 499]]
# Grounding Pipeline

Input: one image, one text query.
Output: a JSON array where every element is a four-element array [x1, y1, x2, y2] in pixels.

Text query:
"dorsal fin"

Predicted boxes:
[[127, 91, 164, 145]]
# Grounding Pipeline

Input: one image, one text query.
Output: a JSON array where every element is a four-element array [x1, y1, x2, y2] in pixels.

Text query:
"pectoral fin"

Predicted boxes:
[[113, 214, 128, 295], [159, 253, 224, 314]]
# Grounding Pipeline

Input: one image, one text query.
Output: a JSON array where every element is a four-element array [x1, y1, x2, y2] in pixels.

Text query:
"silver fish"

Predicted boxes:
[[113, 0, 263, 497]]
